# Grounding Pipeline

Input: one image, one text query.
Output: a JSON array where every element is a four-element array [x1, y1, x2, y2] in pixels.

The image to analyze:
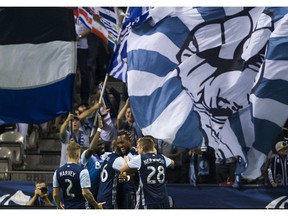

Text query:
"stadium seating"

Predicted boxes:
[[0, 131, 24, 165], [0, 158, 12, 180]]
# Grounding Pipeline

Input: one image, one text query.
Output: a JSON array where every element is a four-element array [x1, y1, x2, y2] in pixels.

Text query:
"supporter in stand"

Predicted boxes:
[[268, 140, 288, 187], [215, 152, 237, 185], [117, 98, 143, 147], [58, 101, 103, 166], [157, 139, 183, 183], [189, 146, 216, 185], [75, 15, 91, 105]]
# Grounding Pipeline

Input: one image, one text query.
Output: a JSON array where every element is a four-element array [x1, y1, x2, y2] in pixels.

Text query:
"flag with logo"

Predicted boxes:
[[126, 7, 288, 180]]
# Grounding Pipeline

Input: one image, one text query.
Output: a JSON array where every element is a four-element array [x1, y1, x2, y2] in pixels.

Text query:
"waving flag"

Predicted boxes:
[[0, 8, 76, 124], [78, 7, 121, 49], [108, 7, 150, 83], [127, 7, 265, 148], [243, 8, 288, 179], [126, 7, 288, 181], [127, 8, 204, 147], [215, 7, 275, 180]]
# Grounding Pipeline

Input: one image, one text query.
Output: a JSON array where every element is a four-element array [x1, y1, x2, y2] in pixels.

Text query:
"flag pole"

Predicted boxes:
[[90, 7, 129, 138], [90, 72, 109, 138]]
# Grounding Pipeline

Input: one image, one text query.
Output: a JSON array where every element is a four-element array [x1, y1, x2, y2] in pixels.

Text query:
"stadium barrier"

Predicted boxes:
[[0, 180, 287, 209]]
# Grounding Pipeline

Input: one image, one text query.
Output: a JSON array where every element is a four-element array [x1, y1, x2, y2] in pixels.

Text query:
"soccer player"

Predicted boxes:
[[53, 140, 105, 209], [120, 136, 174, 209]]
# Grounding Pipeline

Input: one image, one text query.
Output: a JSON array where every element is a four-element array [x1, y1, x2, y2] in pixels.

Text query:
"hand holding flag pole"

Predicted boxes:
[[90, 74, 109, 138], [90, 7, 130, 138]]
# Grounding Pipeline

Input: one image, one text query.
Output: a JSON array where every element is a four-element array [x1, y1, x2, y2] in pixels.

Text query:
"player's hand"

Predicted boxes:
[[95, 201, 106, 209]]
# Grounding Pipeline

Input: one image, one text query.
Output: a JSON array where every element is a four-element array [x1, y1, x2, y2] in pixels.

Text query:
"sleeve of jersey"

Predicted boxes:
[[101, 152, 112, 160], [80, 169, 91, 188], [112, 157, 126, 171], [53, 170, 59, 187], [127, 155, 141, 170], [163, 155, 172, 167]]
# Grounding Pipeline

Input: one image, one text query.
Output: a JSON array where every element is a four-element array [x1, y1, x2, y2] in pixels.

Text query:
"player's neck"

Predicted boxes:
[[67, 157, 79, 164]]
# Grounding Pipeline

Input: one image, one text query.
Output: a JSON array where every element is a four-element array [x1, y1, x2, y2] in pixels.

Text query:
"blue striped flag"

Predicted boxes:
[[0, 8, 76, 124], [127, 8, 204, 148], [126, 7, 288, 180], [108, 7, 150, 83], [243, 7, 288, 179], [127, 7, 266, 149]]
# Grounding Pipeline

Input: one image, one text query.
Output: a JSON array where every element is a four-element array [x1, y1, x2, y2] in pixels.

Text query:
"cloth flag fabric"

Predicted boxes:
[[126, 7, 288, 180], [78, 7, 121, 49], [243, 8, 288, 179], [216, 7, 276, 179], [127, 7, 204, 147], [0, 8, 76, 124], [108, 7, 150, 83]]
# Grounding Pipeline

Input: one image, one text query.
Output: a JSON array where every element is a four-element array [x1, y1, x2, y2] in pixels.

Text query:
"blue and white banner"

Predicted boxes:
[[0, 8, 76, 124]]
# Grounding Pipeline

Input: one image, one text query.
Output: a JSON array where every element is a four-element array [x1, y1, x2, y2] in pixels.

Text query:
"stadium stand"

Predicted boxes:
[[0, 158, 12, 180], [0, 131, 25, 166]]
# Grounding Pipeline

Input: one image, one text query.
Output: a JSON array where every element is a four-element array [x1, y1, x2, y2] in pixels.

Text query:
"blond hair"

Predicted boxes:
[[67, 139, 81, 159], [137, 136, 155, 153]]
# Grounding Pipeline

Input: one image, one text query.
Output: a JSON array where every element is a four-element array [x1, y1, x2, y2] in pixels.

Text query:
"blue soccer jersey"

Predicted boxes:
[[80, 151, 110, 198], [97, 152, 125, 209], [117, 148, 139, 209], [53, 162, 91, 209], [128, 153, 171, 208]]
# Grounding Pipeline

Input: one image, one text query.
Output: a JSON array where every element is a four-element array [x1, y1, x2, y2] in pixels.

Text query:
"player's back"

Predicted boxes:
[[56, 162, 87, 209], [139, 153, 169, 208]]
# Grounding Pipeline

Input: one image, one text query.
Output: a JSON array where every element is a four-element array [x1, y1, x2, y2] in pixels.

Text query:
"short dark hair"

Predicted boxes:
[[72, 115, 80, 121], [73, 103, 88, 115], [75, 103, 88, 110], [36, 179, 46, 185], [117, 129, 130, 137]]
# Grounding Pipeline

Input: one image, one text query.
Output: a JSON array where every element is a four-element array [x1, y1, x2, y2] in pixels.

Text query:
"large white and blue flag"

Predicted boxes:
[[127, 7, 265, 148], [108, 7, 150, 83], [243, 8, 288, 179], [0, 8, 76, 124], [127, 7, 204, 148], [215, 7, 276, 180], [126, 7, 288, 180]]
